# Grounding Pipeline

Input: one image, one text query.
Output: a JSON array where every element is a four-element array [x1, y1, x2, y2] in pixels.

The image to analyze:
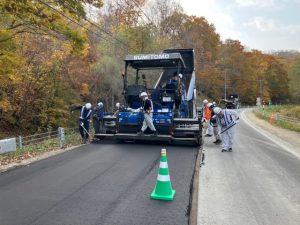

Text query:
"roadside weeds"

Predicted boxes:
[[0, 132, 83, 173]]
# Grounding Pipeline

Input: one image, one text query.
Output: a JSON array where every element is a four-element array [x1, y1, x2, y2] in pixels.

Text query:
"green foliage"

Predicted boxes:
[[0, 0, 95, 52]]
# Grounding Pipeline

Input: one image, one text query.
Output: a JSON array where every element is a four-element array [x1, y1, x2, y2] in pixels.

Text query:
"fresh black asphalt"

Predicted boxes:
[[0, 140, 198, 225]]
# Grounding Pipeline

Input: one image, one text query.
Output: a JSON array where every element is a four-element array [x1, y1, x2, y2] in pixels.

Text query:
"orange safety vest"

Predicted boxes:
[[203, 106, 211, 121]]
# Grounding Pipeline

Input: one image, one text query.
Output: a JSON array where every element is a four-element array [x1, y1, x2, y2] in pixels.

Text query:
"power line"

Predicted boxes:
[[113, 0, 154, 25], [130, 0, 154, 24], [82, 16, 133, 51], [36, 0, 130, 52], [61, 0, 136, 52], [63, 1, 133, 50]]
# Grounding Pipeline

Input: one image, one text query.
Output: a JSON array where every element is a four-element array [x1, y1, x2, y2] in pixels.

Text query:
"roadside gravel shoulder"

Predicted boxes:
[[243, 109, 300, 158]]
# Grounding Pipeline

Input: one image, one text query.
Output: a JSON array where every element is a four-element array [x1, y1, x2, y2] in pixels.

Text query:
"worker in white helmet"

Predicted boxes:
[[137, 92, 158, 136], [93, 102, 105, 134], [113, 102, 121, 116], [201, 99, 213, 137], [213, 107, 239, 152], [70, 102, 92, 144], [208, 103, 222, 145]]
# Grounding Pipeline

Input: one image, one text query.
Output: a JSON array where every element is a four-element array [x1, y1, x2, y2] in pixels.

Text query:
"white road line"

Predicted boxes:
[[241, 109, 300, 159]]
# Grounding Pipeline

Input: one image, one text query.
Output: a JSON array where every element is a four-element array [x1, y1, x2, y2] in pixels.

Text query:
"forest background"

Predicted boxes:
[[0, 0, 299, 137]]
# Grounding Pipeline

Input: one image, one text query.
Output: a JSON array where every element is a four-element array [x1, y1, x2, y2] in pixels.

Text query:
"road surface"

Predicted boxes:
[[0, 141, 198, 225], [198, 110, 300, 225]]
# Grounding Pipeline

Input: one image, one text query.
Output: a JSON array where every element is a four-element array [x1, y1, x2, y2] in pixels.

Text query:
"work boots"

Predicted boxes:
[[150, 131, 158, 137], [137, 131, 144, 136], [214, 139, 222, 145]]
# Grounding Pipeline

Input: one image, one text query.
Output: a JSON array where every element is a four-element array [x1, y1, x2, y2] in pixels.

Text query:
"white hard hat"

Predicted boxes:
[[213, 107, 222, 114], [178, 73, 183, 79], [116, 102, 120, 108], [203, 99, 208, 104], [98, 102, 103, 107], [140, 92, 147, 97], [212, 101, 216, 105], [207, 103, 213, 108], [85, 103, 92, 110]]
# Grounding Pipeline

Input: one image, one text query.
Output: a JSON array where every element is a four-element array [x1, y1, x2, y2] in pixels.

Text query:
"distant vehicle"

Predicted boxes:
[[224, 94, 240, 109], [94, 48, 202, 145]]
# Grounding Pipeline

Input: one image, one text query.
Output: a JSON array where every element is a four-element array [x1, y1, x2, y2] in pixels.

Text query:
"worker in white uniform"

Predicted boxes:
[[137, 92, 158, 136], [213, 107, 239, 152], [208, 103, 222, 145]]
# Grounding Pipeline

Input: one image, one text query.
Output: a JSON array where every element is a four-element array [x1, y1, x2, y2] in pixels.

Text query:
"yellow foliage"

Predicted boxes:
[[80, 83, 89, 95], [0, 99, 12, 112]]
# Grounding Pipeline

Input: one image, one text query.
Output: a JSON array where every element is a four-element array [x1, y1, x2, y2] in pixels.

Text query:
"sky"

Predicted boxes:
[[178, 0, 300, 52]]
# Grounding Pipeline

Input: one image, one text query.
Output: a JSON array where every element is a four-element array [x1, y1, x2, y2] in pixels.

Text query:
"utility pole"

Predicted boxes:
[[258, 79, 264, 105], [224, 69, 227, 100]]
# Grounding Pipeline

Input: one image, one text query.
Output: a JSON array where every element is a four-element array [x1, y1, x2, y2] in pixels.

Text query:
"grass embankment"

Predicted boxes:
[[255, 105, 300, 132], [0, 130, 82, 166]]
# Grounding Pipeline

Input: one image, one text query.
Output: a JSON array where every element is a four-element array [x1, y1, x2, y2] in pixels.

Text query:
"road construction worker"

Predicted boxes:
[[93, 102, 105, 134], [213, 107, 239, 152], [113, 102, 121, 117], [137, 92, 158, 136], [202, 99, 213, 137], [74, 103, 92, 144], [164, 72, 181, 113], [169, 71, 179, 85], [208, 103, 222, 145]]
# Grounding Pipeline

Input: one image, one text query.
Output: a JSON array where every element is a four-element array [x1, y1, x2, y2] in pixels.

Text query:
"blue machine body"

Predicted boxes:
[[116, 49, 196, 135], [94, 48, 202, 145]]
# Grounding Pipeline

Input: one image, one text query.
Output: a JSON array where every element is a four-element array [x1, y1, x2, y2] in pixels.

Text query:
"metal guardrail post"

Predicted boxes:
[[275, 113, 279, 121], [58, 127, 65, 148], [19, 136, 23, 149]]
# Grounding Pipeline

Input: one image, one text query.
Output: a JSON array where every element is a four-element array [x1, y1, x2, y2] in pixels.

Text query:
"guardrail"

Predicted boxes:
[[255, 109, 300, 124], [275, 113, 300, 124], [17, 127, 68, 149], [0, 127, 83, 155]]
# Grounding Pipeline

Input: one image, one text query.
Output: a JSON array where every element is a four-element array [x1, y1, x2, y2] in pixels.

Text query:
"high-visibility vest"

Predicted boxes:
[[202, 106, 211, 120]]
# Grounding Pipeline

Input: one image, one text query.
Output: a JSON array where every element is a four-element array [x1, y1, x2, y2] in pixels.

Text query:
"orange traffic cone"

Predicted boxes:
[[269, 113, 275, 124], [150, 149, 176, 201]]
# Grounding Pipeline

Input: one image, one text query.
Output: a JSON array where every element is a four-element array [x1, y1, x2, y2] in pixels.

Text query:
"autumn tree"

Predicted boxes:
[[0, 0, 103, 134], [262, 55, 289, 104], [288, 56, 300, 103]]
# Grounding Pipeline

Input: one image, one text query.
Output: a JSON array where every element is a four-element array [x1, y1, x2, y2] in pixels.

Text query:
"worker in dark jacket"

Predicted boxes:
[[137, 92, 158, 136], [93, 102, 105, 134], [168, 72, 179, 85], [164, 72, 181, 113], [71, 103, 92, 144]]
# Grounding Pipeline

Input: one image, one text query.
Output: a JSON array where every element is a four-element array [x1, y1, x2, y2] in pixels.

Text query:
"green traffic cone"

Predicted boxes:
[[150, 148, 176, 201]]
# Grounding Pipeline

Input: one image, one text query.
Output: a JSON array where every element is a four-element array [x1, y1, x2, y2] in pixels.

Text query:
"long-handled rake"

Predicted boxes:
[[80, 123, 91, 143]]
